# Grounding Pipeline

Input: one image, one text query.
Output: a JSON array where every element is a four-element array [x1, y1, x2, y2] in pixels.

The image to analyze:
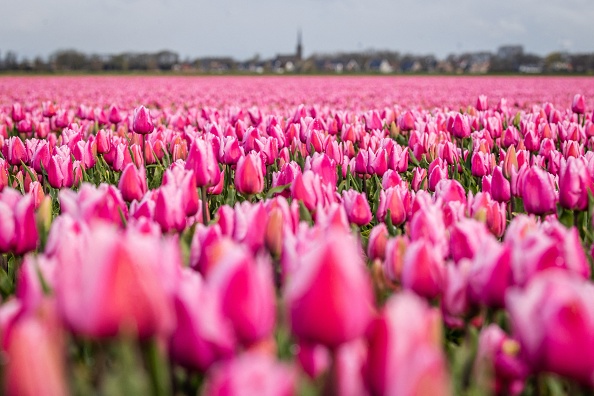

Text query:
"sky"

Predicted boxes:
[[2, 0, 594, 61]]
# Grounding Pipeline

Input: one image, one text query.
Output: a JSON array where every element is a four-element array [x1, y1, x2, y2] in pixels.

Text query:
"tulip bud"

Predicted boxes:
[[235, 152, 265, 195], [521, 166, 556, 215], [341, 189, 372, 226], [185, 138, 221, 188], [132, 105, 154, 135], [572, 94, 586, 115], [401, 240, 445, 300], [118, 163, 147, 202]]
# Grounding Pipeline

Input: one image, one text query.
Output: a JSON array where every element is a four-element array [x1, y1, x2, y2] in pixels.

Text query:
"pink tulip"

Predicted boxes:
[[108, 104, 123, 124], [11, 103, 25, 122], [154, 183, 189, 232], [235, 152, 265, 195], [449, 219, 492, 262], [521, 166, 557, 215], [397, 110, 416, 131], [572, 94, 586, 114], [3, 302, 68, 396], [558, 157, 593, 211], [341, 189, 372, 226], [55, 223, 175, 339], [285, 228, 374, 348], [162, 163, 199, 216], [208, 247, 276, 346], [367, 223, 389, 261], [47, 147, 75, 189], [506, 270, 594, 385], [447, 112, 471, 139], [383, 235, 409, 283], [366, 292, 451, 396], [3, 137, 28, 166], [475, 325, 529, 396], [467, 237, 513, 308], [0, 158, 8, 191], [471, 151, 492, 177], [490, 166, 511, 202], [297, 342, 331, 379], [204, 352, 296, 396], [304, 153, 336, 187], [367, 148, 388, 176], [169, 270, 235, 371], [290, 170, 325, 211], [232, 201, 268, 253], [508, 218, 590, 286], [132, 105, 154, 134], [96, 128, 112, 154], [59, 183, 128, 226], [401, 240, 445, 300], [118, 163, 147, 202], [434, 179, 467, 204], [30, 140, 50, 173], [0, 189, 38, 255], [377, 185, 411, 226], [412, 167, 427, 191], [441, 258, 473, 328], [476, 95, 488, 111], [428, 158, 448, 191], [219, 136, 243, 165], [186, 138, 221, 188]]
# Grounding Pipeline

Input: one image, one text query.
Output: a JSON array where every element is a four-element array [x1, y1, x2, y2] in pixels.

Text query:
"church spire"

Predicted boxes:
[[296, 29, 303, 61]]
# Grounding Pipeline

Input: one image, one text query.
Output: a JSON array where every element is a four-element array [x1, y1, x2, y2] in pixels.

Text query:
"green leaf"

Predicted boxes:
[[266, 183, 291, 199]]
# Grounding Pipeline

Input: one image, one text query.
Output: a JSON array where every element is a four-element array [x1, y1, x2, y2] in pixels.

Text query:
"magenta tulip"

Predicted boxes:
[[285, 228, 374, 348], [132, 105, 154, 134], [235, 152, 265, 195]]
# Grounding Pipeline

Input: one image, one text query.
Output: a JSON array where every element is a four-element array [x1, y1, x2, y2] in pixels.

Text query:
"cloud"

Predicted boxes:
[[1, 0, 593, 60]]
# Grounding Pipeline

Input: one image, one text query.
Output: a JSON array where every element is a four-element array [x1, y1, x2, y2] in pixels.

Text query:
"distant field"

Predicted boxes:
[[1, 75, 593, 110]]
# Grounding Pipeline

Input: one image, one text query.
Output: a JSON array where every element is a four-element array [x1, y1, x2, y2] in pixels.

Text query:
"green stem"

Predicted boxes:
[[201, 186, 209, 225], [142, 339, 171, 396]]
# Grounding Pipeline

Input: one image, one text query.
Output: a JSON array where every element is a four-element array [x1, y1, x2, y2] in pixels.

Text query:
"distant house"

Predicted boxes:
[[195, 57, 236, 73], [272, 31, 303, 72], [367, 59, 394, 73], [497, 45, 524, 60]]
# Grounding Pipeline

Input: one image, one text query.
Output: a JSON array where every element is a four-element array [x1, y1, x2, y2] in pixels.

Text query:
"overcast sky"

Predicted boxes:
[[2, 0, 593, 61]]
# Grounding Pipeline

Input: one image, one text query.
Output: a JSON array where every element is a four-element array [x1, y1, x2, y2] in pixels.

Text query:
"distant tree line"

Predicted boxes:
[[1, 46, 593, 74]]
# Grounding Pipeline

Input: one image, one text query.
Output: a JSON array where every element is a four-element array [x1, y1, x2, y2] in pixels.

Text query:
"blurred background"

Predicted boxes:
[[1, 0, 593, 74]]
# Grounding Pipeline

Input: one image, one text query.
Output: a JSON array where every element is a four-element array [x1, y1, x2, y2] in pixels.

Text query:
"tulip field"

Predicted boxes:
[[3, 75, 594, 395]]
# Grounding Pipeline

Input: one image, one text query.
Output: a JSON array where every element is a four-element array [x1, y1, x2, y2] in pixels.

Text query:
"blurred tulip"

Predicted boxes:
[[475, 325, 529, 396], [401, 240, 444, 300], [572, 94, 586, 114], [558, 157, 593, 211], [367, 223, 389, 261], [204, 352, 296, 396], [366, 292, 451, 396], [285, 228, 374, 348], [55, 224, 175, 339], [0, 188, 38, 255], [209, 248, 276, 345], [3, 302, 68, 396], [507, 270, 594, 385], [169, 270, 235, 371]]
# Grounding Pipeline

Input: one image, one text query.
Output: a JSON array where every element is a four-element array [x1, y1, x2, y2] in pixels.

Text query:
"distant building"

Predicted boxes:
[[273, 30, 303, 72], [497, 45, 524, 60]]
